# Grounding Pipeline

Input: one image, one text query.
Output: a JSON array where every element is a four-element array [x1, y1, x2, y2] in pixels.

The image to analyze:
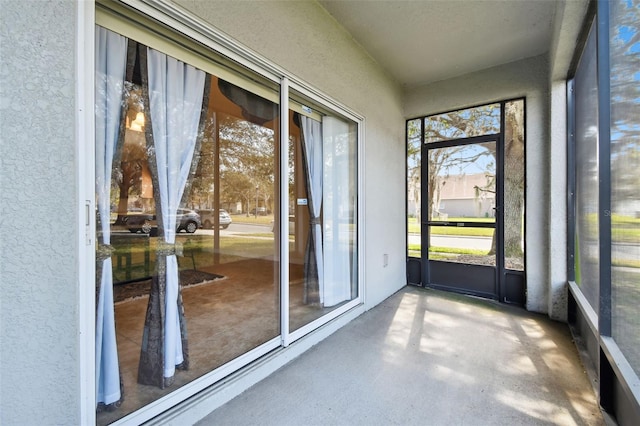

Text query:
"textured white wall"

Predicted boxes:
[[403, 55, 552, 314], [543, 0, 589, 321], [547, 81, 568, 321], [173, 0, 407, 308], [0, 1, 81, 424]]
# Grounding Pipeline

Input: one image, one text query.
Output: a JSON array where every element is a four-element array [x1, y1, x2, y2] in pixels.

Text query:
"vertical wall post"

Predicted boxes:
[[596, 0, 611, 338]]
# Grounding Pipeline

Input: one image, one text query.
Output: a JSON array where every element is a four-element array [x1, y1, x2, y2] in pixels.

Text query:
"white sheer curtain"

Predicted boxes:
[[300, 116, 324, 303], [95, 26, 127, 406], [147, 48, 205, 379], [322, 117, 352, 307]]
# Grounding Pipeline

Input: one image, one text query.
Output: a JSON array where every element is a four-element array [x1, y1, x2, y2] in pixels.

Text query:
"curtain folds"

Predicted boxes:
[[95, 26, 127, 407], [137, 47, 206, 388], [300, 116, 324, 305]]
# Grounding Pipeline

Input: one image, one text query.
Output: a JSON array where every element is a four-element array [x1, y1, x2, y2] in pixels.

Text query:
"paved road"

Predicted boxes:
[[579, 239, 639, 263], [198, 222, 272, 235]]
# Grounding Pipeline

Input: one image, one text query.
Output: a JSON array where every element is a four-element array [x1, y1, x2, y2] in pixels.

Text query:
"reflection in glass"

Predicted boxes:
[[424, 103, 500, 143], [427, 142, 496, 266], [407, 119, 421, 258], [97, 29, 279, 424], [574, 21, 600, 313], [288, 97, 358, 332], [610, 0, 640, 377]]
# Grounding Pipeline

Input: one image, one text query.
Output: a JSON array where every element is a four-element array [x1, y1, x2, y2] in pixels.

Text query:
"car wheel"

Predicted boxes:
[[203, 220, 212, 229], [129, 229, 140, 233], [141, 220, 152, 234], [185, 221, 197, 233], [221, 224, 229, 229]]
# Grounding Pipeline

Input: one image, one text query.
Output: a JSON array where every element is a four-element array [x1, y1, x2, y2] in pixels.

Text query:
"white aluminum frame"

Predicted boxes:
[[77, 1, 97, 425], [83, 1, 366, 423], [111, 337, 282, 425], [280, 77, 291, 347]]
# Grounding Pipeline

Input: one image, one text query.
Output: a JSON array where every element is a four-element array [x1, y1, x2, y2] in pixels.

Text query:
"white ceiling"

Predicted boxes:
[[318, 0, 559, 88]]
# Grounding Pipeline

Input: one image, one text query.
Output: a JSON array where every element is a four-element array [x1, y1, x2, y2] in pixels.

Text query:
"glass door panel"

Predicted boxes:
[[407, 119, 422, 259], [503, 99, 525, 271], [427, 141, 497, 266], [287, 93, 359, 334], [429, 226, 496, 266], [97, 28, 281, 424]]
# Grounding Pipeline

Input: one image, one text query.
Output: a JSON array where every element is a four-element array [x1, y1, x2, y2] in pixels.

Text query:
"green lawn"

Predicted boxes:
[[408, 214, 640, 241], [111, 233, 282, 282], [407, 243, 489, 259], [231, 214, 274, 225], [581, 213, 640, 243]]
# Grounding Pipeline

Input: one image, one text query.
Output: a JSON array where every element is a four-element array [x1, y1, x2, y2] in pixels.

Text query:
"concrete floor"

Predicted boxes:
[[197, 286, 605, 426]]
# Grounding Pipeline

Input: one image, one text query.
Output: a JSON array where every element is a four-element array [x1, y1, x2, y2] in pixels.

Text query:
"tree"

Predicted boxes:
[[187, 114, 218, 209], [610, 0, 640, 217], [113, 129, 146, 224], [184, 112, 277, 212], [112, 84, 148, 224], [500, 100, 525, 258], [221, 170, 256, 213], [218, 115, 276, 211], [424, 103, 500, 221], [427, 144, 494, 222], [416, 101, 525, 260], [407, 121, 421, 222]]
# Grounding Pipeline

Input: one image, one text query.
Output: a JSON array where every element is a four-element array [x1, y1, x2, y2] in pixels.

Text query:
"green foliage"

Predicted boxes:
[[187, 114, 276, 212]]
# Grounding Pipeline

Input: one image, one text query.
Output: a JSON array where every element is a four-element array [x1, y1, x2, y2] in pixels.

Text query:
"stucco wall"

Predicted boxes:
[[403, 55, 552, 314], [544, 0, 589, 321], [0, 1, 81, 424], [173, 0, 407, 308]]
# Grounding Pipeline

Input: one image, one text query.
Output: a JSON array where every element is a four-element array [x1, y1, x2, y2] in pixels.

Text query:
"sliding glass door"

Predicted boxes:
[[96, 25, 281, 424], [287, 91, 359, 335], [95, 4, 361, 423]]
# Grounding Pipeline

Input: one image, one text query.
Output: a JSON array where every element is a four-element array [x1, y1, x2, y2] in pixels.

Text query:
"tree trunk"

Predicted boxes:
[[114, 160, 142, 224], [488, 101, 525, 260], [503, 102, 525, 259]]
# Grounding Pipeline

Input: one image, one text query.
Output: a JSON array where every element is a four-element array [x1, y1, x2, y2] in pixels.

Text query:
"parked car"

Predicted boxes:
[[197, 209, 232, 229], [123, 208, 201, 234], [249, 207, 268, 216]]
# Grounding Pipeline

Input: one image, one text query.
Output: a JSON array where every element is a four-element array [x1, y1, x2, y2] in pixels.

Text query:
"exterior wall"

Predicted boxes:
[[547, 81, 569, 321], [173, 0, 407, 309], [0, 1, 82, 424], [545, 0, 590, 321], [403, 55, 551, 314], [438, 199, 495, 219], [436, 173, 496, 218]]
